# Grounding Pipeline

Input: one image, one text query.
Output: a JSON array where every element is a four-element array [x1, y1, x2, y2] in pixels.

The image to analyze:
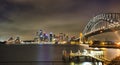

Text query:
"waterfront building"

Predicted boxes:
[[15, 37, 21, 44], [6, 37, 14, 44], [39, 30, 43, 42], [49, 32, 53, 42]]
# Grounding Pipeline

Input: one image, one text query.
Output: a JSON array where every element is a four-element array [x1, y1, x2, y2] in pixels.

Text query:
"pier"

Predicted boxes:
[[62, 48, 110, 64]]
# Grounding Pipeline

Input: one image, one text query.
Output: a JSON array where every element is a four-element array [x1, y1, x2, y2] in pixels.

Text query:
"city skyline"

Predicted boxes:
[[0, 0, 120, 40]]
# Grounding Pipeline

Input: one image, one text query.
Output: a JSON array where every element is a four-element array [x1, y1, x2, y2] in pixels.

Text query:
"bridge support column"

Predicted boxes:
[[82, 37, 89, 44]]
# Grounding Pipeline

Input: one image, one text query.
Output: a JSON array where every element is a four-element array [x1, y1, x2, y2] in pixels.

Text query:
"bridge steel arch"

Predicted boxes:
[[83, 13, 120, 39]]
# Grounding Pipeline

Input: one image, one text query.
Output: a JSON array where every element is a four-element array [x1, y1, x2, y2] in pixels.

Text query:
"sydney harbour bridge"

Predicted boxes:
[[82, 13, 120, 40]]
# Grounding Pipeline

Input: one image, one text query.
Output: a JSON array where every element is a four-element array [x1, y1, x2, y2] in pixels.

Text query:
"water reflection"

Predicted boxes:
[[0, 44, 120, 65], [70, 62, 103, 65], [104, 48, 120, 60]]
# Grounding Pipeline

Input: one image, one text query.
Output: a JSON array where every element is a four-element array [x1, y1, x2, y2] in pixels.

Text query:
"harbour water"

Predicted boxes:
[[0, 44, 120, 65]]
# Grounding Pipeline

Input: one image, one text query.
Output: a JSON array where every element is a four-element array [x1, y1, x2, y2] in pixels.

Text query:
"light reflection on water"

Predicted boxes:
[[104, 48, 120, 60], [70, 62, 102, 65], [0, 44, 120, 65], [70, 62, 93, 65]]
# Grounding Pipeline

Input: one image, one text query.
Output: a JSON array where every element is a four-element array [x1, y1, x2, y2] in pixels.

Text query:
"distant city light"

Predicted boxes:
[[116, 42, 120, 46]]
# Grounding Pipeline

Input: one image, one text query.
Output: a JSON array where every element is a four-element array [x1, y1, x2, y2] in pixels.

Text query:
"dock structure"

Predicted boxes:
[[62, 49, 110, 64]]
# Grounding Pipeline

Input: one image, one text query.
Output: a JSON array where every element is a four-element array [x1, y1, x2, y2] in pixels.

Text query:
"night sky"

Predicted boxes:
[[0, 0, 120, 40]]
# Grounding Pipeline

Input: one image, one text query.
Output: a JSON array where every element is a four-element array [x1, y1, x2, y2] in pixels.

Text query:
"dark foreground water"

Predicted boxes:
[[0, 44, 119, 65], [0, 61, 102, 65], [0, 44, 86, 65]]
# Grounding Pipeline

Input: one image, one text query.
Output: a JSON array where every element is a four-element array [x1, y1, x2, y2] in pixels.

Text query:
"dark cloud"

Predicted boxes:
[[0, 0, 120, 40]]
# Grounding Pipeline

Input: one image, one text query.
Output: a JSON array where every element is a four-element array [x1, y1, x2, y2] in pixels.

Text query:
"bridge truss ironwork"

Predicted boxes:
[[83, 13, 120, 38]]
